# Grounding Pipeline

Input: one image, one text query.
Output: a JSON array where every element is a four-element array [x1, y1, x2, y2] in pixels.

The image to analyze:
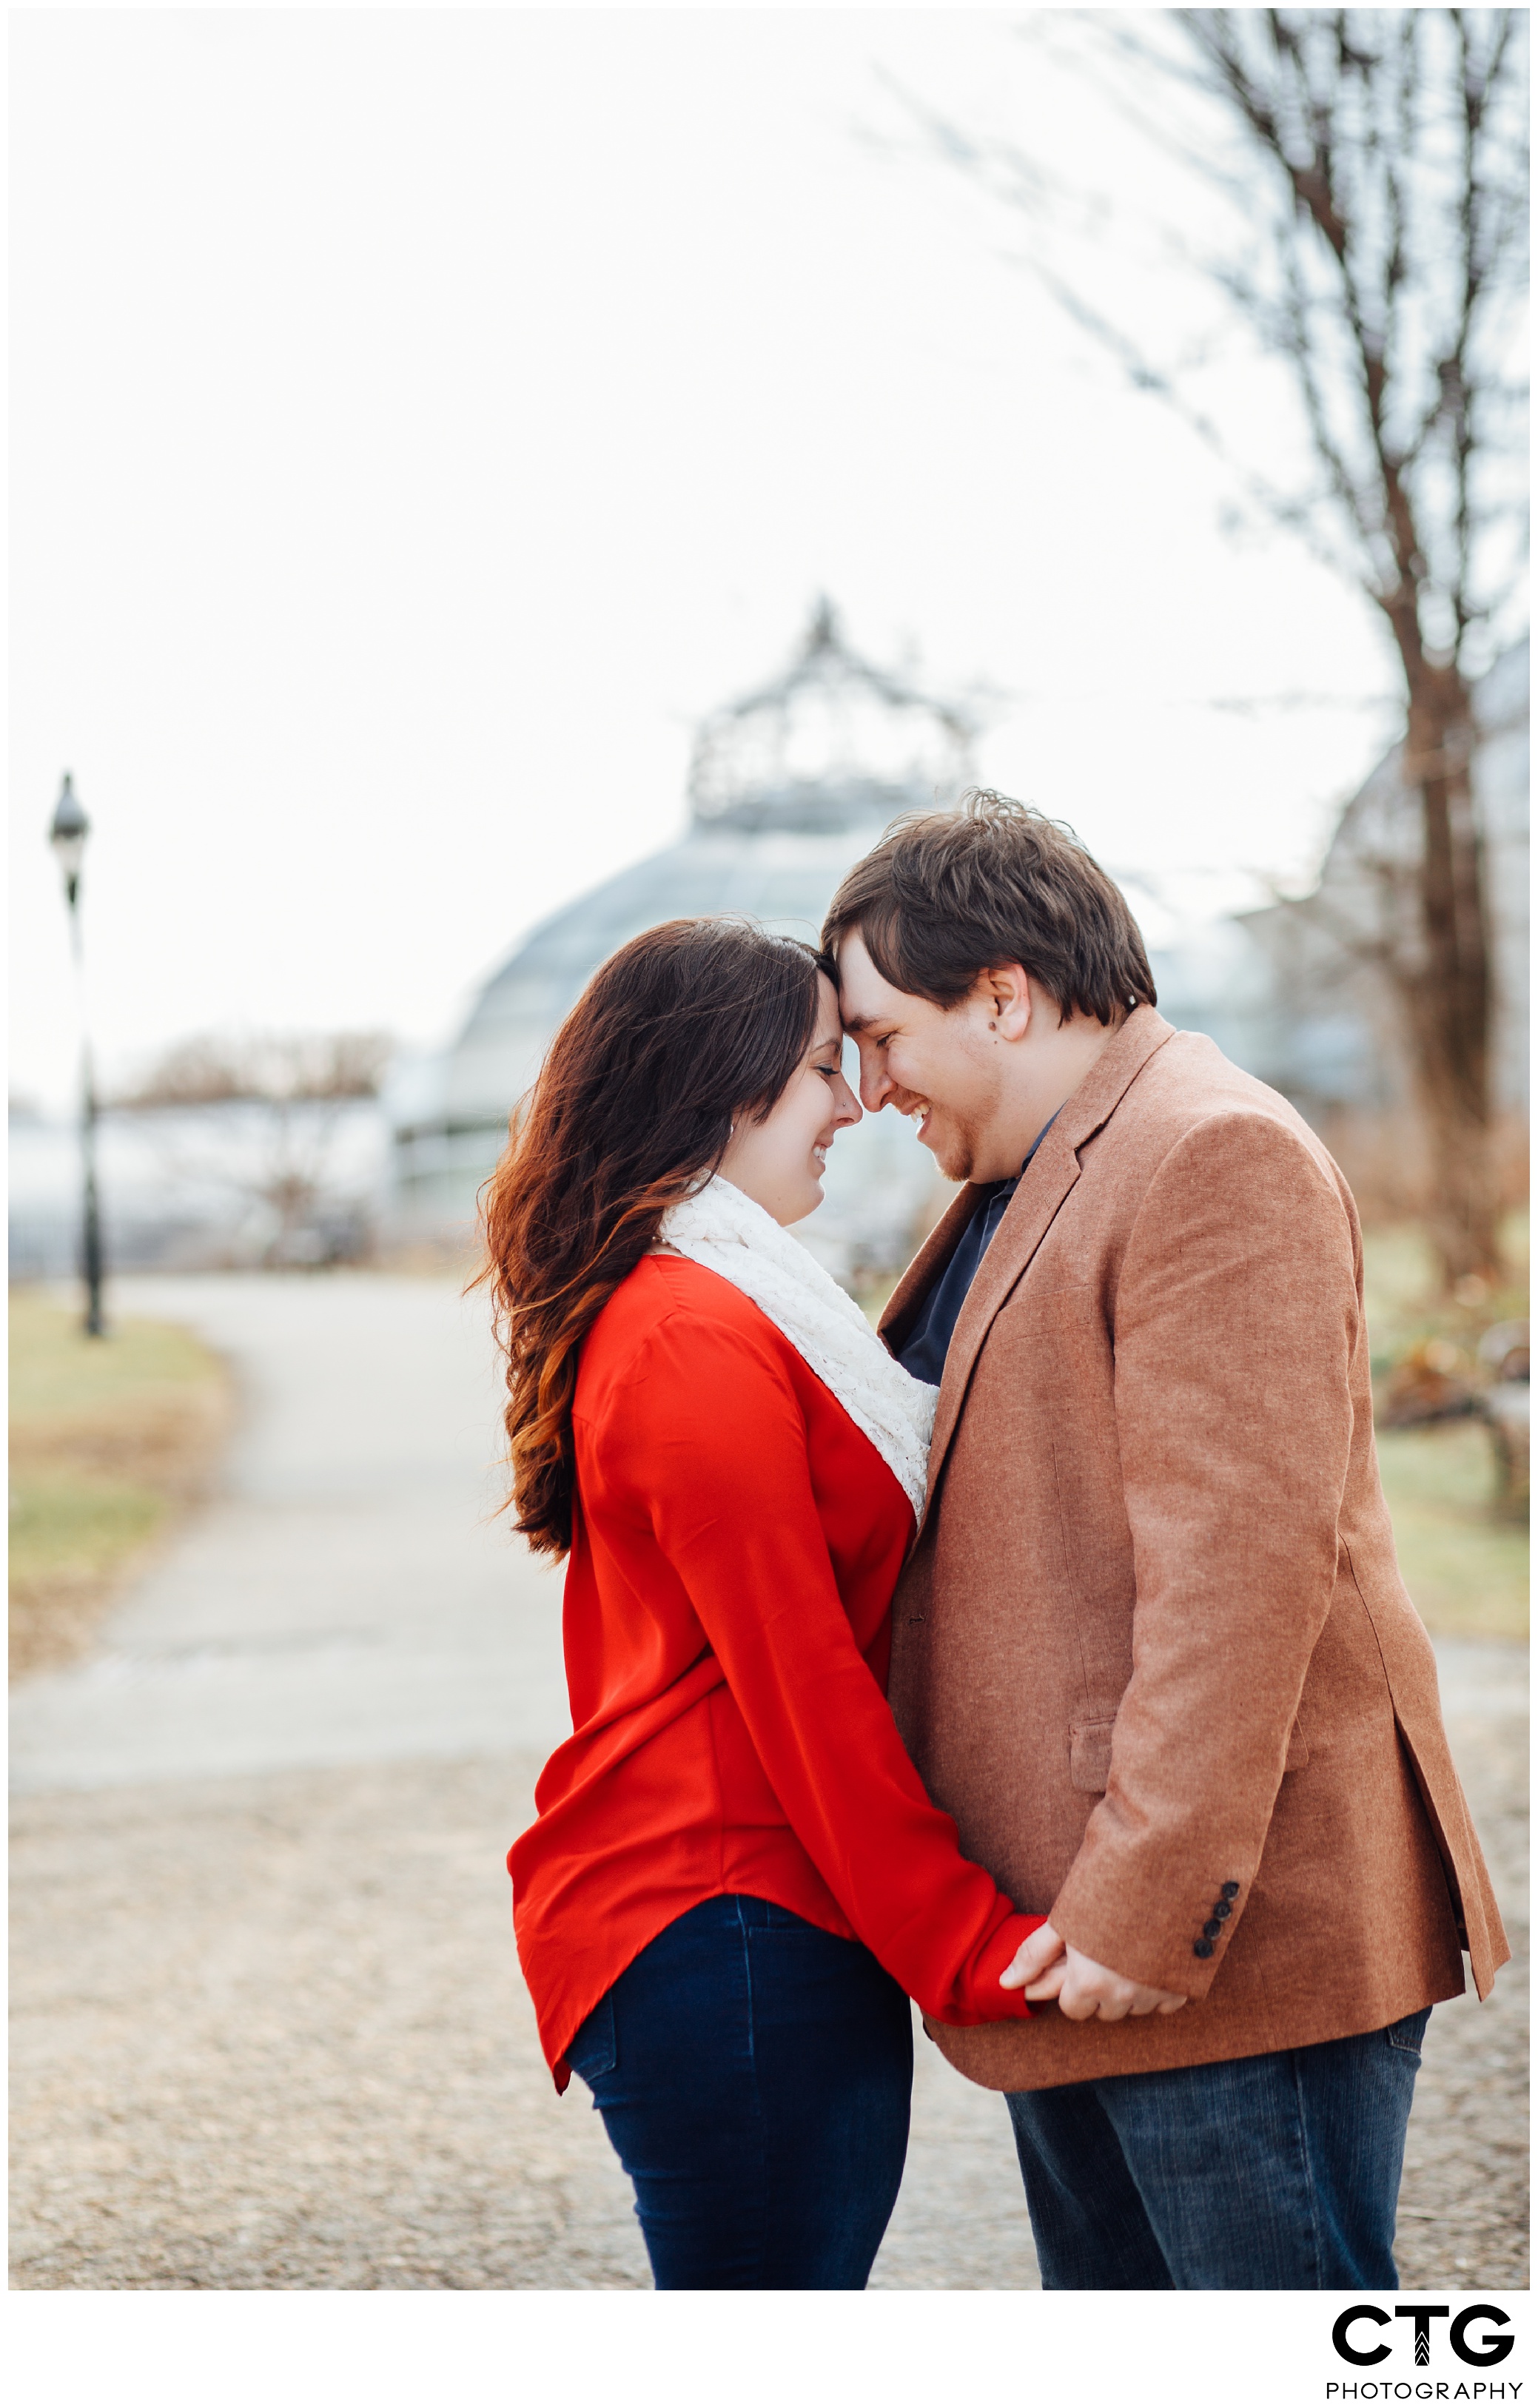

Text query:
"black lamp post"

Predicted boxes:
[[49, 773, 105, 1338]]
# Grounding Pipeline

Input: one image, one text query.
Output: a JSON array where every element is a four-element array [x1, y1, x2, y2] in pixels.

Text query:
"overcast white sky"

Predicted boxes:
[[12, 4, 1411, 1110]]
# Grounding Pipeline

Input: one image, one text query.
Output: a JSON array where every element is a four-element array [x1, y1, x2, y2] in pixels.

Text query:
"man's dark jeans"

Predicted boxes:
[[1006, 2009, 1431, 2289], [565, 1893, 913, 2289]]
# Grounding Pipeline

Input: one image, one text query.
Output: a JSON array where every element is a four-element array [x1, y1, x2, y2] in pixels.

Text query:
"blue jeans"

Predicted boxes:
[[1006, 2009, 1431, 2289], [565, 1894, 913, 2289]]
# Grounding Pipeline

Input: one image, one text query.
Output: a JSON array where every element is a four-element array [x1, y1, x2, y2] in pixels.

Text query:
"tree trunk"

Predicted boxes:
[[1390, 662, 1499, 1286]]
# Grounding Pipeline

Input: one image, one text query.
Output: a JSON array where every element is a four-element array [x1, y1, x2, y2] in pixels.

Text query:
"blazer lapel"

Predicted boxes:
[[916, 1006, 1178, 1534]]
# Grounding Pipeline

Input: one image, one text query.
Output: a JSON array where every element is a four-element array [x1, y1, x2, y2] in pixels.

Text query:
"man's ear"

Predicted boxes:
[[977, 963, 1033, 1043]]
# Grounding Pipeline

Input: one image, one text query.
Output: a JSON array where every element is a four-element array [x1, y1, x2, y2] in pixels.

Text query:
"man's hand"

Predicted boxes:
[[1001, 1922, 1187, 2022]]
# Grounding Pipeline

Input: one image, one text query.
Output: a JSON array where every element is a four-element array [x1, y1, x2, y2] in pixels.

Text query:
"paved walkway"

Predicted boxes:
[[10, 1275, 1528, 2288], [10, 1276, 568, 1790]]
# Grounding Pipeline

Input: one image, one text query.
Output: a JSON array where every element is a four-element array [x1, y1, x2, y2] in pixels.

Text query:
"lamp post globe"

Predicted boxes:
[[47, 772, 105, 1337]]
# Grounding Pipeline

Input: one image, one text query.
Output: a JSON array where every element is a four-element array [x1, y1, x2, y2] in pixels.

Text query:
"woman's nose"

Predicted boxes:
[[834, 1072, 862, 1128]]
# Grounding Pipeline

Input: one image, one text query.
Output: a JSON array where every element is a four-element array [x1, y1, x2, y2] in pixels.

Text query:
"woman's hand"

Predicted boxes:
[[1001, 1921, 1188, 2021]]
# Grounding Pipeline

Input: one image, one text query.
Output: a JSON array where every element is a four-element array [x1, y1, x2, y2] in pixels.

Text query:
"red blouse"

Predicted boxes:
[[508, 1253, 1042, 2084]]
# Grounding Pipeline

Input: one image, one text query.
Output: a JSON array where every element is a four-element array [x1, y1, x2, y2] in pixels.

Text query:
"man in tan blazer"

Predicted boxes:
[[824, 792, 1507, 2291]]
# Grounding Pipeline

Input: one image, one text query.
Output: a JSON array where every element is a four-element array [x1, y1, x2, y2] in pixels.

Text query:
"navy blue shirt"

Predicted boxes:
[[895, 1111, 1061, 1388]]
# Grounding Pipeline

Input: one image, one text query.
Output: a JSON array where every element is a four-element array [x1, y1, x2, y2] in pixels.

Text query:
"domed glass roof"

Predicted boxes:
[[688, 599, 975, 833], [394, 605, 975, 1274]]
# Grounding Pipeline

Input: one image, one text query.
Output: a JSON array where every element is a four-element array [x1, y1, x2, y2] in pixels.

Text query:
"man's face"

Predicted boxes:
[[835, 930, 1009, 1183]]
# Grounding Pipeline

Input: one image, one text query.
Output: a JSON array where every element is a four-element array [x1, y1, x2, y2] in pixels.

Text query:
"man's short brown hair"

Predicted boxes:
[[821, 790, 1157, 1026]]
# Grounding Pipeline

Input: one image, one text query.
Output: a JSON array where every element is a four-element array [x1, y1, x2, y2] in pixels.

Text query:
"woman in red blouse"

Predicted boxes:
[[481, 918, 1043, 2289]]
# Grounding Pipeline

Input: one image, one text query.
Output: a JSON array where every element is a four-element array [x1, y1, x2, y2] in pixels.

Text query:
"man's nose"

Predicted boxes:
[[857, 1052, 893, 1111]]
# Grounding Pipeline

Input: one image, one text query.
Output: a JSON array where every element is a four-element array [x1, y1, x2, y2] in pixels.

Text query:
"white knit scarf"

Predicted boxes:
[[657, 1175, 938, 1521]]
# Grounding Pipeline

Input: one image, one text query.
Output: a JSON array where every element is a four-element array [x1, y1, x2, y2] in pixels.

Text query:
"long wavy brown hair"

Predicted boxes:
[[478, 918, 828, 1558]]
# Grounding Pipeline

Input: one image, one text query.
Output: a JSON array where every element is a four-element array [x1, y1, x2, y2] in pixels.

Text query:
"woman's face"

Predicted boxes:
[[717, 974, 862, 1227]]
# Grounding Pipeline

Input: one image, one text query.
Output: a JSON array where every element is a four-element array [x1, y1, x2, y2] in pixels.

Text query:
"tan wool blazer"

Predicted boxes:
[[880, 1006, 1508, 2093]]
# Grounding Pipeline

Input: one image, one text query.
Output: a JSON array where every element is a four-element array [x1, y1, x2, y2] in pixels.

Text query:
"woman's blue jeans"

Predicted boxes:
[[564, 1894, 913, 2289], [1006, 2008, 1431, 2289]]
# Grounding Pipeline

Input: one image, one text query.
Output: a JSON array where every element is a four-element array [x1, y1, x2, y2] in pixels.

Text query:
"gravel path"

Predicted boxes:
[[9, 1276, 1526, 2290], [1394, 1648, 1529, 2290], [9, 1756, 1032, 2290]]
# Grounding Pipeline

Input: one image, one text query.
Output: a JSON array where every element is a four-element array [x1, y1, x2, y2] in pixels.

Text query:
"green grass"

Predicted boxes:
[[9, 1474, 167, 1578], [1375, 1421, 1529, 1641], [10, 1292, 221, 1419], [10, 1294, 230, 1673], [1362, 1211, 1531, 1375], [1359, 1210, 1528, 1641]]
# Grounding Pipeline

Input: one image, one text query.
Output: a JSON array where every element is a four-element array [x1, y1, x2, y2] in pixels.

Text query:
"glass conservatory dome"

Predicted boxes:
[[390, 603, 976, 1279], [689, 597, 974, 834]]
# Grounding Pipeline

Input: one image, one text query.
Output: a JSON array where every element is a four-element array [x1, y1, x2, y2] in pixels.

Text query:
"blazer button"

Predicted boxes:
[[1214, 1900, 1232, 1921], [1220, 1882, 1240, 1899], [1193, 1938, 1215, 1960], [1202, 1918, 1222, 1940]]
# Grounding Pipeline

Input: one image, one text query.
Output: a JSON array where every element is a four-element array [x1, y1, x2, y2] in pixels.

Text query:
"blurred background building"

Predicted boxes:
[[1128, 640, 1531, 1218], [1239, 639, 1530, 1213]]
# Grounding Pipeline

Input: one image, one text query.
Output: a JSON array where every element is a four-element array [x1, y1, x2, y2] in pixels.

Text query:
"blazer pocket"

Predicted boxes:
[[1283, 1713, 1310, 1771], [1069, 1716, 1116, 1795]]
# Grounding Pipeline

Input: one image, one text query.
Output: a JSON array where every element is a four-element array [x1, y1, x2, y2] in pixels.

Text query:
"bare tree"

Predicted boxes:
[[118, 1030, 392, 1111], [906, 9, 1528, 1282], [113, 1031, 393, 1265]]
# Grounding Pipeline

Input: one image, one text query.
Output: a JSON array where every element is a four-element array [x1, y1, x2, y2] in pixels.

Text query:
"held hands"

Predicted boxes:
[[1001, 1921, 1187, 2022]]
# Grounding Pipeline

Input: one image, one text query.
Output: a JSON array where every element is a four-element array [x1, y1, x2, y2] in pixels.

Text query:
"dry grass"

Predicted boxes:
[[1363, 1215, 1530, 1642], [1362, 1211, 1531, 1371], [9, 1293, 233, 1676], [1376, 1422, 1530, 1641]]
